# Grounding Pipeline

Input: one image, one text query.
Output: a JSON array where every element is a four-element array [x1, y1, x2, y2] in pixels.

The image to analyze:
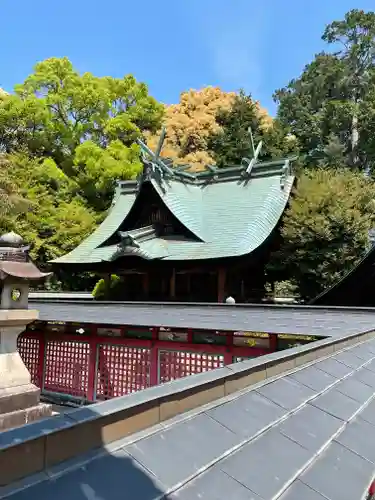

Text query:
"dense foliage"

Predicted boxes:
[[0, 58, 163, 268], [146, 87, 272, 170], [269, 9, 375, 298], [275, 9, 375, 171], [0, 9, 374, 299], [208, 91, 297, 167], [268, 169, 375, 300]]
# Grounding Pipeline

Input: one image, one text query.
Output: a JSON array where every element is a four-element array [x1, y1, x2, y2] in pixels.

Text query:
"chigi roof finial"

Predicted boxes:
[[137, 127, 174, 179], [241, 127, 263, 176]]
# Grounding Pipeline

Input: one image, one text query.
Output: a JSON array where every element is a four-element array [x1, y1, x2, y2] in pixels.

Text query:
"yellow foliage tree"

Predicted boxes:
[[147, 87, 271, 171]]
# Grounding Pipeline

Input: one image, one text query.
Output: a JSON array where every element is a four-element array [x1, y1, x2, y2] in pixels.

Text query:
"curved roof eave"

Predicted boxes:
[[310, 244, 375, 305], [50, 187, 138, 265], [0, 261, 52, 280], [234, 174, 295, 258]]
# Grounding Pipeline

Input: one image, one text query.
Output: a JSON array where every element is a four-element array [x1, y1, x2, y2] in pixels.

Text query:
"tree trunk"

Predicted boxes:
[[350, 101, 360, 168]]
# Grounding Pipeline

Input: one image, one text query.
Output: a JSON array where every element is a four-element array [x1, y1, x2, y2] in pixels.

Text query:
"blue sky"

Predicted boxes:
[[1, 1, 374, 115]]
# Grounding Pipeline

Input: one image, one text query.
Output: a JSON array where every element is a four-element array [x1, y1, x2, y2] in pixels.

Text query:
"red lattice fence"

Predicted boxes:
[[18, 328, 274, 403], [158, 350, 225, 383], [17, 335, 41, 386], [96, 344, 151, 400], [43, 340, 90, 398]]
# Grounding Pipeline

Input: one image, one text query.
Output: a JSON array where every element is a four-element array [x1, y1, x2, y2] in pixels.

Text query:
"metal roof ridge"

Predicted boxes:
[[145, 166, 291, 188], [134, 128, 297, 188], [112, 154, 297, 192], [116, 179, 138, 188], [161, 156, 295, 186]]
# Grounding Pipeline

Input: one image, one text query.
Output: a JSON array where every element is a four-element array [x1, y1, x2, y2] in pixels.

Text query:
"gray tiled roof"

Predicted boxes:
[[5, 337, 375, 499], [29, 300, 375, 337]]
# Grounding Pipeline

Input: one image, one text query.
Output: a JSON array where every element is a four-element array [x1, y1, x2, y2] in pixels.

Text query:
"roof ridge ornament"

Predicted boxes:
[[137, 127, 174, 180], [242, 127, 263, 176]]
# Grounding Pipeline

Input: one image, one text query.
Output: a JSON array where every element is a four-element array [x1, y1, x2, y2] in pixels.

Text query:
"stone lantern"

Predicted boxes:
[[0, 232, 52, 431]]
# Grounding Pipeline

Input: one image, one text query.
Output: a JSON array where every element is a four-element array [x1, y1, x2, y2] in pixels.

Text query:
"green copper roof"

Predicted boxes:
[[52, 156, 295, 265], [52, 182, 137, 264]]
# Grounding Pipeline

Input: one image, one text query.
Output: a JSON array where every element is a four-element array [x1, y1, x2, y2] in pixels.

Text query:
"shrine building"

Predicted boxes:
[[51, 137, 296, 302]]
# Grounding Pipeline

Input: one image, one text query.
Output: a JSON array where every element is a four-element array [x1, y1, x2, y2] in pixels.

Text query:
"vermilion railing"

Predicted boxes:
[[17, 324, 309, 403]]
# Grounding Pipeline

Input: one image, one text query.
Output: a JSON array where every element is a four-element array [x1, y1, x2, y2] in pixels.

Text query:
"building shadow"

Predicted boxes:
[[1, 404, 172, 500]]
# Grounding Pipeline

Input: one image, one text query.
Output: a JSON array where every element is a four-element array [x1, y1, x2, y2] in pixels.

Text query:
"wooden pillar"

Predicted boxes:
[[269, 334, 278, 352], [142, 273, 149, 299], [240, 279, 245, 301], [87, 326, 98, 402], [150, 327, 159, 386], [170, 268, 176, 300], [217, 267, 226, 303]]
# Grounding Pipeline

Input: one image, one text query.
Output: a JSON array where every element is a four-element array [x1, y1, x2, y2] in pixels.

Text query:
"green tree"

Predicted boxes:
[[268, 168, 375, 301], [275, 9, 375, 170], [359, 78, 375, 169], [0, 57, 163, 210], [92, 274, 121, 299], [0, 156, 29, 222], [208, 91, 298, 167], [275, 54, 348, 165], [208, 91, 263, 166], [0, 57, 166, 291], [0, 94, 48, 155], [2, 154, 97, 264], [322, 9, 375, 167], [73, 140, 141, 211], [146, 87, 273, 171], [12, 57, 163, 162]]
